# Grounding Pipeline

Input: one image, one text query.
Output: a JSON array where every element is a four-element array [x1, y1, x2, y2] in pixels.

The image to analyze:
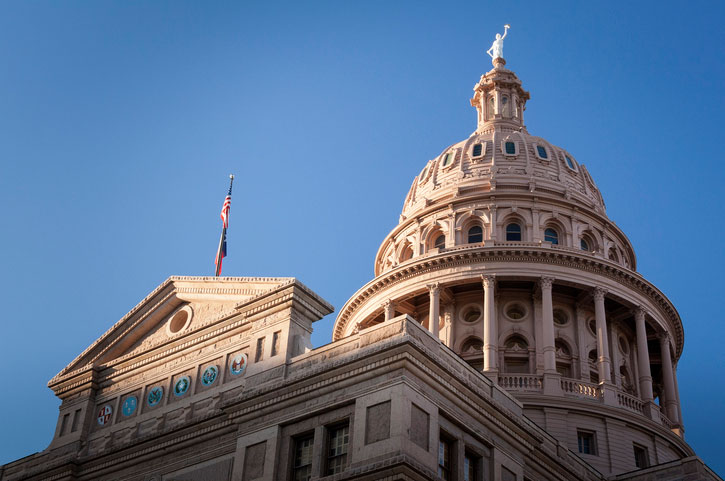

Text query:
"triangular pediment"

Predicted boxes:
[[49, 276, 299, 387]]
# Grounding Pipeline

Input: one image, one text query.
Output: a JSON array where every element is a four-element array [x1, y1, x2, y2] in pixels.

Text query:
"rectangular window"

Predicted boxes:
[[577, 430, 597, 455], [536, 145, 548, 159], [633, 444, 649, 468], [292, 433, 314, 481], [505, 141, 516, 155], [464, 451, 480, 481], [271, 331, 281, 357], [325, 422, 350, 475], [438, 434, 453, 480], [255, 337, 265, 362]]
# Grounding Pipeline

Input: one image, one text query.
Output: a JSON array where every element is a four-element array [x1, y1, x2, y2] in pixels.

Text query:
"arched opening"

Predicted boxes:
[[434, 234, 445, 249], [505, 222, 522, 241], [400, 244, 414, 263], [588, 349, 599, 383], [503, 335, 530, 374], [608, 247, 620, 263], [544, 227, 559, 245], [555, 339, 573, 378], [460, 337, 484, 372], [467, 225, 483, 244]]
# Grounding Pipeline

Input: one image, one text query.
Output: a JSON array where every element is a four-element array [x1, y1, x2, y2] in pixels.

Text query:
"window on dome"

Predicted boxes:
[[400, 245, 414, 262], [504, 141, 516, 155], [633, 444, 649, 468], [505, 223, 522, 241], [441, 152, 453, 167], [501, 95, 511, 118], [577, 430, 597, 455], [467, 225, 483, 243], [608, 248, 620, 263], [544, 228, 559, 244], [488, 97, 495, 119], [472, 143, 483, 158], [565, 155, 576, 170], [434, 235, 445, 250], [536, 145, 548, 159], [580, 239, 589, 251]]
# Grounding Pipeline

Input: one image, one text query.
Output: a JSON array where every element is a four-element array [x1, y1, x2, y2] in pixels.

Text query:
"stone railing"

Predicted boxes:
[[617, 391, 644, 414], [498, 374, 543, 392], [658, 408, 674, 429], [560, 379, 601, 400]]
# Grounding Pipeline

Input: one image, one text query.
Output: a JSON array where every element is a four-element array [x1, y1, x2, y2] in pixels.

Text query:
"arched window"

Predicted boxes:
[[505, 223, 522, 241], [467, 225, 483, 243], [434, 234, 445, 250], [565, 155, 576, 170], [580, 238, 589, 251], [501, 95, 510, 117], [544, 228, 559, 244], [488, 97, 495, 119], [588, 349, 599, 383], [400, 245, 414, 262], [608, 248, 620, 263]]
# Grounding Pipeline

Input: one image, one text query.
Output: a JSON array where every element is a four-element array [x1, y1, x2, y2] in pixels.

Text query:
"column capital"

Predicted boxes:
[[481, 274, 496, 289], [539, 276, 555, 290], [633, 305, 647, 321], [658, 332, 672, 345], [427, 282, 441, 295], [381, 299, 393, 309], [592, 286, 608, 302]]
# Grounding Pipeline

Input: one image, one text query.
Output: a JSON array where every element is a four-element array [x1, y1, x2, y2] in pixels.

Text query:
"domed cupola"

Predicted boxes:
[[471, 57, 531, 133], [333, 35, 690, 475]]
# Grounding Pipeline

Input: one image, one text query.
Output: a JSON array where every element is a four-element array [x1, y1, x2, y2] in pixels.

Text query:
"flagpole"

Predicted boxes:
[[215, 174, 234, 277]]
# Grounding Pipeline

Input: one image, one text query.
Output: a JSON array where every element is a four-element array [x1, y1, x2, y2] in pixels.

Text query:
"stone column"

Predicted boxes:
[[482, 275, 497, 374], [489, 206, 497, 241], [383, 300, 395, 322], [659, 334, 680, 426], [610, 323, 621, 387], [634, 307, 654, 403], [575, 303, 589, 381], [592, 287, 612, 383], [540, 277, 556, 373], [427, 283, 441, 339]]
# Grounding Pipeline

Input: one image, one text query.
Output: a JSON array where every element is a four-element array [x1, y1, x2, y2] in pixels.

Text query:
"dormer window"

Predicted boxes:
[[471, 142, 484, 159], [441, 152, 454, 168], [504, 141, 517, 156], [536, 145, 549, 160], [565, 154, 577, 170]]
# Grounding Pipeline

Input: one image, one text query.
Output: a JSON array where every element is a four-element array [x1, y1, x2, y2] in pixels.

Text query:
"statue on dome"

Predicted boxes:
[[487, 24, 510, 60]]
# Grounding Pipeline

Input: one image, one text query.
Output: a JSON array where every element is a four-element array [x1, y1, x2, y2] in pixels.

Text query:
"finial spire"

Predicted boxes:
[[486, 24, 510, 66]]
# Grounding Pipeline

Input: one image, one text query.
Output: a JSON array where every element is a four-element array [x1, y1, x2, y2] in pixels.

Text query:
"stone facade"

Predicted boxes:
[[1, 58, 721, 481]]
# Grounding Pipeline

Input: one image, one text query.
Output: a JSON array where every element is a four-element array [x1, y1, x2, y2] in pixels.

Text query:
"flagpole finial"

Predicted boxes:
[[230, 174, 234, 180]]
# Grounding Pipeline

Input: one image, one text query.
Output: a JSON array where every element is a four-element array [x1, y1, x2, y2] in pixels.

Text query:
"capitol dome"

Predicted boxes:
[[333, 56, 689, 475]]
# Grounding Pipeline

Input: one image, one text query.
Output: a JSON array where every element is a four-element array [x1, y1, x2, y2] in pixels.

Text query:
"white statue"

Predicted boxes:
[[486, 24, 510, 60]]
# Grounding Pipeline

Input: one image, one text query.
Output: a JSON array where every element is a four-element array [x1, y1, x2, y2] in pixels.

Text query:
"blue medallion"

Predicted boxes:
[[122, 396, 138, 416], [229, 353, 248, 376], [147, 386, 163, 407], [201, 365, 219, 386], [174, 376, 191, 396]]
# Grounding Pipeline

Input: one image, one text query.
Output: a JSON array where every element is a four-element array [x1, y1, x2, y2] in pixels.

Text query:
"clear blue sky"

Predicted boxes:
[[1, 0, 723, 474]]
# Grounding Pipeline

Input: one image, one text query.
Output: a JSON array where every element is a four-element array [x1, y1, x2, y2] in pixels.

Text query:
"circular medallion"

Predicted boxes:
[[174, 376, 191, 396], [97, 404, 113, 426], [121, 396, 137, 416], [147, 386, 163, 407], [201, 365, 219, 386], [229, 353, 248, 376]]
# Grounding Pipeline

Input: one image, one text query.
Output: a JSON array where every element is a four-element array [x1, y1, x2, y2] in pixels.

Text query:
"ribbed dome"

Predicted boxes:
[[400, 129, 606, 223]]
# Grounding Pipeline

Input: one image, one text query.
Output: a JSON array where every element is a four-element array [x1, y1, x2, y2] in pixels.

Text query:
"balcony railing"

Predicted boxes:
[[560, 379, 601, 400], [498, 374, 543, 391]]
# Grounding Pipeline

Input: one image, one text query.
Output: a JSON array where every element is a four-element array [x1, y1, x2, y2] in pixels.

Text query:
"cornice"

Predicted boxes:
[[337, 246, 683, 356]]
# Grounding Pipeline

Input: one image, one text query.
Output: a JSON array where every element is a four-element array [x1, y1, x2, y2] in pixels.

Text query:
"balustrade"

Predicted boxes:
[[498, 374, 542, 391], [617, 391, 644, 414], [560, 379, 601, 400]]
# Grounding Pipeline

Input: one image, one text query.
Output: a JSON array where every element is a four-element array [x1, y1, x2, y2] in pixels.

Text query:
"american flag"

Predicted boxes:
[[215, 175, 234, 276]]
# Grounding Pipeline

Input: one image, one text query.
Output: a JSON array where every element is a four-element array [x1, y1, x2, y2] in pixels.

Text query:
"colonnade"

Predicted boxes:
[[380, 276, 682, 428]]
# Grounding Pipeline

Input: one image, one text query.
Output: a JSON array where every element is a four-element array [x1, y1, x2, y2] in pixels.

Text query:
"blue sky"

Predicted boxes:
[[1, 0, 723, 474]]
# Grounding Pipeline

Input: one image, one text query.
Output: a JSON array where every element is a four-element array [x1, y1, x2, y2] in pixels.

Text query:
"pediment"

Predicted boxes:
[[49, 276, 298, 387]]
